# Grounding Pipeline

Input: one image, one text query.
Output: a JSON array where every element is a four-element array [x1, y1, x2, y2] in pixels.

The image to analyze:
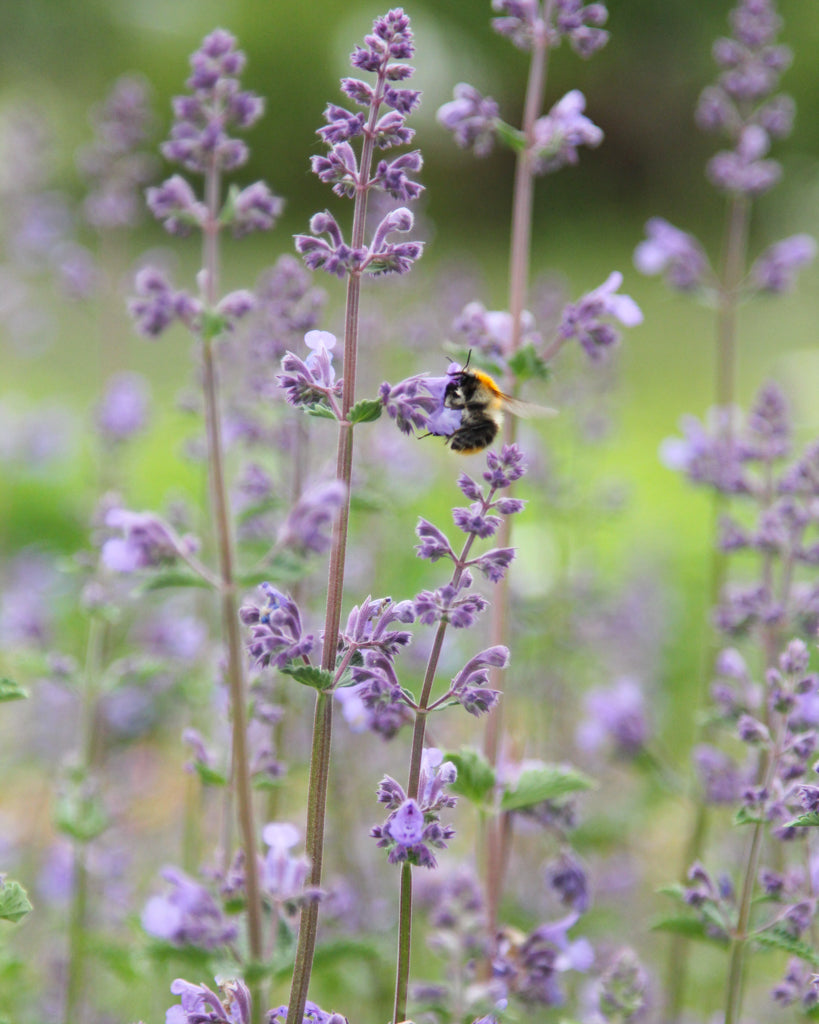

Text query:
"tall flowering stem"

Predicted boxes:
[[287, 12, 424, 1024], [438, 0, 613, 942], [131, 30, 285, 1020]]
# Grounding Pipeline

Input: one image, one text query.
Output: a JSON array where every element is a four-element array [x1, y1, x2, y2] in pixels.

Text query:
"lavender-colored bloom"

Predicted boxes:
[[453, 503, 502, 539], [415, 518, 456, 562], [146, 174, 207, 235], [295, 210, 367, 278], [101, 507, 198, 572], [372, 757, 457, 868], [633, 217, 711, 291], [229, 180, 285, 237], [142, 866, 237, 949], [469, 546, 517, 584], [707, 124, 781, 196], [751, 234, 817, 293], [241, 583, 315, 670], [414, 573, 488, 629], [553, 0, 609, 57], [161, 29, 263, 174], [365, 206, 424, 275], [483, 443, 527, 490], [372, 152, 424, 202], [277, 480, 347, 556], [166, 977, 252, 1024], [95, 371, 150, 442], [659, 407, 748, 494], [78, 74, 158, 230], [380, 370, 461, 438], [576, 677, 648, 757], [278, 329, 342, 409], [387, 798, 426, 845], [129, 264, 201, 337], [530, 90, 603, 175], [453, 302, 541, 366], [0, 550, 59, 648], [450, 646, 508, 716], [493, 911, 594, 1006], [268, 1001, 348, 1024], [558, 272, 642, 361], [547, 852, 590, 912], [437, 83, 500, 157], [261, 822, 310, 903], [693, 744, 748, 804]]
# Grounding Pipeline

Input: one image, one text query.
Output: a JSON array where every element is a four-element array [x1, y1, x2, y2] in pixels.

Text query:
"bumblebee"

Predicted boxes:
[[442, 359, 555, 454]]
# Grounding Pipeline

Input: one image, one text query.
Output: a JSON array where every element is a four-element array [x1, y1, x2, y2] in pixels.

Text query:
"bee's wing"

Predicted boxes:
[[501, 394, 558, 419]]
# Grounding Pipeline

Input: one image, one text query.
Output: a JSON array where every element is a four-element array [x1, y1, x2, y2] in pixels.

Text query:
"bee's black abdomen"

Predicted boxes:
[[447, 418, 499, 453]]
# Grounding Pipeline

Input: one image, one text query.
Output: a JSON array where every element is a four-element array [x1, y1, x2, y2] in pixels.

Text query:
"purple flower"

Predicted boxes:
[[387, 798, 426, 845], [576, 677, 648, 757], [380, 372, 460, 437], [693, 744, 748, 804], [231, 181, 284, 236], [261, 822, 310, 903], [166, 977, 252, 1024], [295, 210, 366, 278], [94, 371, 150, 442], [483, 443, 527, 489], [414, 573, 488, 629], [453, 302, 541, 366], [415, 518, 456, 562], [633, 217, 711, 291], [751, 234, 817, 293], [554, 0, 609, 57], [278, 330, 342, 409], [162, 29, 263, 174], [78, 74, 158, 230], [101, 507, 198, 572], [241, 583, 315, 670], [268, 1001, 348, 1024], [530, 90, 603, 174], [146, 174, 207, 235], [547, 852, 590, 912], [372, 152, 424, 202], [371, 756, 457, 868], [493, 911, 594, 1006], [277, 479, 347, 557], [437, 83, 500, 156], [707, 124, 782, 196], [142, 867, 237, 949], [558, 272, 642, 360], [449, 646, 508, 716], [128, 264, 201, 337]]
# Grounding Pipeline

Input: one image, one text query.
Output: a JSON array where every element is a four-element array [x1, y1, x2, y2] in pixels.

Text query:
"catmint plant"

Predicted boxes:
[[271, 11, 424, 1024], [635, 2, 816, 1018], [433, 0, 641, 965], [125, 28, 285, 1019]]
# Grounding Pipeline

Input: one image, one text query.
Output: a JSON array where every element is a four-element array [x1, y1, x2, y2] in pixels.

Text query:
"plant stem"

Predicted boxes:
[[286, 59, 387, 1024], [200, 160, 264, 1014], [483, 4, 550, 940]]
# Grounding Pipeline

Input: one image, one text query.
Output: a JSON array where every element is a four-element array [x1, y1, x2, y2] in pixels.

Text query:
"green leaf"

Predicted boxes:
[[193, 762, 228, 788], [240, 549, 310, 587], [786, 810, 819, 828], [140, 571, 210, 592], [755, 927, 819, 966], [305, 404, 337, 420], [348, 399, 383, 424], [651, 915, 711, 940], [54, 792, 108, 842], [0, 678, 28, 703], [279, 664, 334, 691], [507, 343, 551, 382], [500, 763, 596, 812], [443, 748, 496, 806], [734, 805, 764, 825], [201, 309, 228, 342], [0, 880, 32, 923], [494, 118, 526, 152]]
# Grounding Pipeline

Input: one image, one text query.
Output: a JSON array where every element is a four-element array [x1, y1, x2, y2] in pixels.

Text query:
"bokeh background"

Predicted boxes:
[[2, 0, 819, 1020]]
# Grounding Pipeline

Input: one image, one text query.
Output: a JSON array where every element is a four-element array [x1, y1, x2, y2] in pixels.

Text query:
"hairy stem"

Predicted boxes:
[[200, 160, 264, 1014]]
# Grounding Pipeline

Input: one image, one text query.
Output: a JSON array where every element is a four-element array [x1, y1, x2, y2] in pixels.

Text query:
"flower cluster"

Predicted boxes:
[[635, 0, 815, 293], [142, 867, 237, 949], [371, 748, 458, 868], [491, 0, 609, 57], [557, 271, 643, 361], [277, 330, 343, 413], [294, 9, 423, 279], [100, 506, 199, 573], [77, 74, 157, 230], [241, 584, 315, 671]]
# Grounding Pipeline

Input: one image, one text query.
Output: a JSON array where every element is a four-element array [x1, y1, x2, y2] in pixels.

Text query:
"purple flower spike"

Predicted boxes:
[[142, 866, 237, 949], [95, 371, 150, 442], [101, 507, 198, 573], [129, 265, 201, 337], [751, 234, 817, 294], [437, 83, 500, 157], [575, 677, 649, 757], [558, 271, 643, 360], [277, 479, 348, 556], [231, 181, 285, 237], [162, 29, 262, 174], [530, 90, 603, 174], [483, 444, 527, 489], [633, 217, 711, 291], [147, 175, 207, 235]]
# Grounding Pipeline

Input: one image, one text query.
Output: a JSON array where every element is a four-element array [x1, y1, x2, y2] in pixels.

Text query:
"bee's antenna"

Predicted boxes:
[[463, 349, 472, 371]]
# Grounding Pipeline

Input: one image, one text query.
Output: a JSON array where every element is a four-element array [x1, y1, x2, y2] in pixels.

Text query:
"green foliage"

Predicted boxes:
[[443, 747, 496, 807], [0, 678, 27, 702], [0, 880, 32, 924], [348, 399, 383, 424], [499, 762, 596, 812], [278, 664, 334, 691]]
